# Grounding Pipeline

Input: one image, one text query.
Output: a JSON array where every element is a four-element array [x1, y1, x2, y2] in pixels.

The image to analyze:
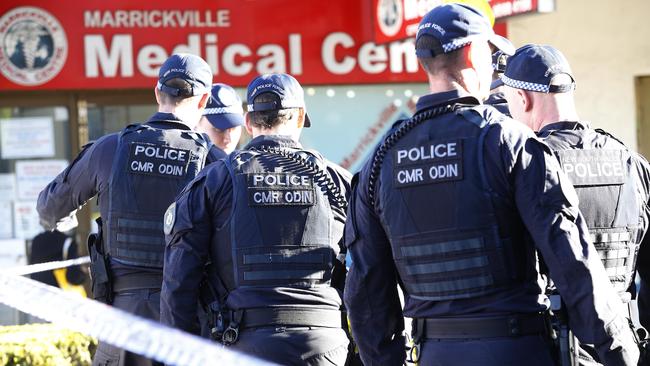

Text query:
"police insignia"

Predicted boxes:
[[163, 202, 176, 235], [128, 142, 191, 179], [246, 173, 316, 206], [555, 149, 626, 186], [393, 140, 463, 188]]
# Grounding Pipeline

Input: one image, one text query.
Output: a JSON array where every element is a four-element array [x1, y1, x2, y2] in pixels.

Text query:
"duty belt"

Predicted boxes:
[[241, 307, 343, 329], [112, 273, 163, 292], [417, 313, 550, 339]]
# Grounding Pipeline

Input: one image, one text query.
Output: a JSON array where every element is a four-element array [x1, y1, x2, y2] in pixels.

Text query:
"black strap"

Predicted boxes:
[[419, 313, 550, 339], [241, 308, 343, 329], [112, 273, 162, 292]]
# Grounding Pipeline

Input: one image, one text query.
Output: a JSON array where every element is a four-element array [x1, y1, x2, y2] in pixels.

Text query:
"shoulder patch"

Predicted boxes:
[[163, 202, 176, 236]]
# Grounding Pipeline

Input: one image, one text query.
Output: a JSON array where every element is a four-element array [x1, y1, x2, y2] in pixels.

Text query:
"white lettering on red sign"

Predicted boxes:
[[84, 10, 231, 28], [83, 31, 419, 79], [321, 32, 418, 75]]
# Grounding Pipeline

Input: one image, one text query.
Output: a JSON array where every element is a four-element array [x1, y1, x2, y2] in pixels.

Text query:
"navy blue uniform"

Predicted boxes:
[[538, 121, 650, 365], [485, 91, 510, 116], [161, 135, 352, 365], [344, 91, 637, 366], [37, 112, 223, 366]]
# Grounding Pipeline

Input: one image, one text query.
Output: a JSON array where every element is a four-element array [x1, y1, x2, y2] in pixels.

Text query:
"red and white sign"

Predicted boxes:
[[373, 0, 553, 44], [0, 1, 431, 90]]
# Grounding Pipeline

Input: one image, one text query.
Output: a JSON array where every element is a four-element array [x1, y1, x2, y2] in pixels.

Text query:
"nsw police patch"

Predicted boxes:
[[163, 202, 176, 236]]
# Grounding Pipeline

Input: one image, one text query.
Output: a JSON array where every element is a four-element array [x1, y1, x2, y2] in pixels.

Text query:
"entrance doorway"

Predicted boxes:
[[0, 89, 155, 325]]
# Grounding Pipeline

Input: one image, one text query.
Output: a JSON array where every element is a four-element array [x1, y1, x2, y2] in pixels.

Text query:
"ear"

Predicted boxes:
[[154, 87, 161, 105], [244, 113, 254, 135], [519, 89, 533, 112], [198, 93, 210, 109], [462, 44, 474, 69], [296, 109, 305, 129]]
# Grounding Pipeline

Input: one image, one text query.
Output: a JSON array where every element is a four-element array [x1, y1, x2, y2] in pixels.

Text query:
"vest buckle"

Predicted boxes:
[[222, 309, 243, 345], [222, 325, 239, 345]]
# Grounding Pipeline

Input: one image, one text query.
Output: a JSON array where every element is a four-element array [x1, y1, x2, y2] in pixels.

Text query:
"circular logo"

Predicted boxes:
[[377, 0, 403, 37], [0, 7, 67, 86]]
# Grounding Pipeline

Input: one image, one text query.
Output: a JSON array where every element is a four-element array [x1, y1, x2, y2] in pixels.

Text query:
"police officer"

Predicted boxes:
[[196, 83, 245, 155], [37, 53, 220, 366], [343, 4, 639, 366], [160, 73, 352, 365], [501, 44, 650, 365]]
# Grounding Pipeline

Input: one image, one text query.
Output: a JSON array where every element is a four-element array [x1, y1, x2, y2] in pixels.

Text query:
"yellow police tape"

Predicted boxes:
[[53, 268, 87, 297], [0, 271, 277, 366]]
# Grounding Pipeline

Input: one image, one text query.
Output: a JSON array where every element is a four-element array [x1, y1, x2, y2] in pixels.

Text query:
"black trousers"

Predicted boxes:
[[92, 288, 163, 366], [417, 334, 556, 366], [231, 326, 349, 366]]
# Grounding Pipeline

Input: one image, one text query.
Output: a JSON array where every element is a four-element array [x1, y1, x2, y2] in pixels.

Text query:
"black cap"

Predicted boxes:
[[500, 44, 575, 93], [203, 83, 244, 130], [415, 3, 515, 58], [157, 53, 212, 97], [246, 73, 311, 127]]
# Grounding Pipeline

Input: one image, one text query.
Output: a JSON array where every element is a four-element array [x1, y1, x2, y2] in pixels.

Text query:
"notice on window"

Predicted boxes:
[[13, 201, 41, 240], [15, 159, 67, 201], [0, 201, 12, 239], [0, 239, 26, 267], [1, 117, 55, 159], [0, 173, 16, 201]]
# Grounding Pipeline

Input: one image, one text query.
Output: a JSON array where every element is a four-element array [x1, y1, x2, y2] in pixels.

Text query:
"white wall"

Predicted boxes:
[[506, 0, 650, 149]]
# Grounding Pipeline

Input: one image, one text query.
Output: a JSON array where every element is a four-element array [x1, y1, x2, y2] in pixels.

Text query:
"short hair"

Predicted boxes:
[[549, 73, 574, 90], [416, 35, 465, 82], [157, 78, 196, 106], [247, 92, 300, 129]]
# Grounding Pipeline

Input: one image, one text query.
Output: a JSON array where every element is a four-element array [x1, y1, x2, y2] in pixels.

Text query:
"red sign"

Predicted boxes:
[[373, 0, 547, 44], [0, 1, 429, 91]]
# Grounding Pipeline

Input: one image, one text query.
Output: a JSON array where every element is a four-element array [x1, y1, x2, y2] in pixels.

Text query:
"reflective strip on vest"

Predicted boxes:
[[116, 233, 163, 246], [591, 231, 631, 243], [113, 248, 163, 262], [400, 238, 483, 257], [404, 256, 489, 276], [409, 275, 495, 301], [117, 218, 163, 231], [243, 270, 326, 281], [243, 253, 325, 265]]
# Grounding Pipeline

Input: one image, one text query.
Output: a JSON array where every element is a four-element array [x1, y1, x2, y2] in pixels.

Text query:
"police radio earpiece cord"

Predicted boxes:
[[368, 104, 456, 204]]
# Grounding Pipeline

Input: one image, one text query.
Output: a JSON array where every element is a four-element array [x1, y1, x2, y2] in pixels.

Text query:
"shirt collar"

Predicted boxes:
[[145, 112, 192, 130], [538, 121, 588, 136], [244, 135, 302, 150], [415, 90, 482, 114]]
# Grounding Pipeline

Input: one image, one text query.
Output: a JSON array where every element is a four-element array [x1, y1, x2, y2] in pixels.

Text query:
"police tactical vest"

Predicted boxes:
[[219, 147, 338, 292], [106, 124, 210, 268], [542, 126, 642, 295], [376, 105, 526, 301]]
